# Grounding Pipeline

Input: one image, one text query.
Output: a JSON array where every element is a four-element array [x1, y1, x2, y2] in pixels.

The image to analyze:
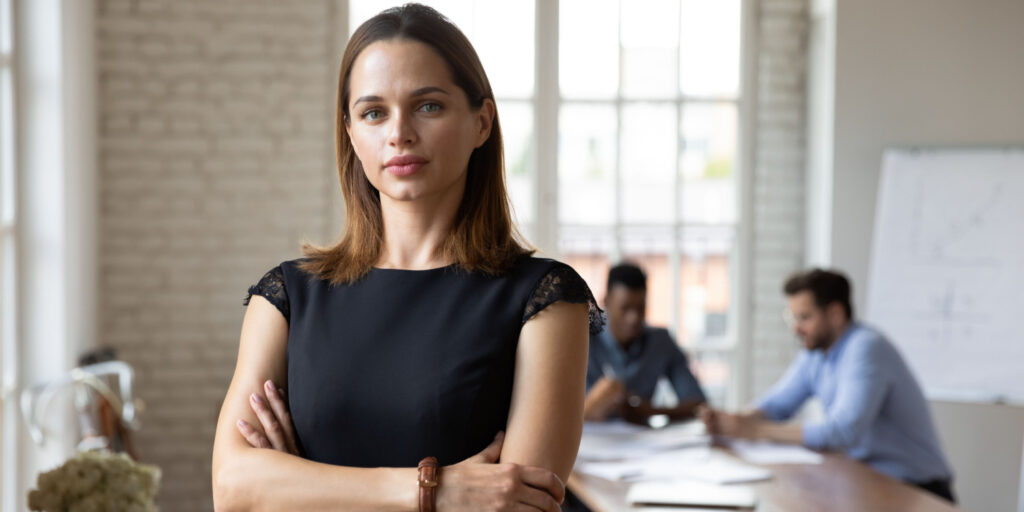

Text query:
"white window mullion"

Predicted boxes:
[[670, 0, 684, 340], [534, 0, 559, 256], [612, 0, 624, 262], [731, 0, 757, 408]]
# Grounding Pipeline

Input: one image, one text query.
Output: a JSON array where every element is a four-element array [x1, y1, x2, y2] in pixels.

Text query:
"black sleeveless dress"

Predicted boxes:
[[244, 257, 603, 467]]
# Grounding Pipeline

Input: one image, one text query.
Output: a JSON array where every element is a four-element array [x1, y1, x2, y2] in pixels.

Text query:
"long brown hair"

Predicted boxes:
[[299, 3, 532, 284]]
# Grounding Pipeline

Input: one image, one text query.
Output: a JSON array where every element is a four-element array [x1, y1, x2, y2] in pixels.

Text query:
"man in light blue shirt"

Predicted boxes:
[[699, 269, 955, 503], [583, 263, 706, 423]]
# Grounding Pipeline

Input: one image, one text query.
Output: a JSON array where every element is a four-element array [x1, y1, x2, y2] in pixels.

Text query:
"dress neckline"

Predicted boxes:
[[369, 263, 457, 273]]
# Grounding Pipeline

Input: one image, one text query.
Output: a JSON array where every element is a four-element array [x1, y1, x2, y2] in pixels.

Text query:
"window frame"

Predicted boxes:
[[536, 0, 754, 407]]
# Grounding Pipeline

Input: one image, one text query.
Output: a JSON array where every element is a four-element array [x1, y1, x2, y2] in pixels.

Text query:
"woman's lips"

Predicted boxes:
[[384, 155, 427, 177]]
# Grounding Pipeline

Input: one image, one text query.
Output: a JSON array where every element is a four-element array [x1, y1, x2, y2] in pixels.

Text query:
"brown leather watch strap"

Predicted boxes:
[[417, 456, 440, 512]]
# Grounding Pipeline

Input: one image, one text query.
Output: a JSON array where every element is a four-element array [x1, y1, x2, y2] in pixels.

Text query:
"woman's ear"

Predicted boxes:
[[474, 98, 496, 148]]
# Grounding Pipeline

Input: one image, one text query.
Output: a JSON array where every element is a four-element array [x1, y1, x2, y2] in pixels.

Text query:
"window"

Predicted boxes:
[[348, 0, 745, 404]]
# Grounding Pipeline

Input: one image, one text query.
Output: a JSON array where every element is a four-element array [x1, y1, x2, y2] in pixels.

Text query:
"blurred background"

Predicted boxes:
[[0, 0, 1022, 510]]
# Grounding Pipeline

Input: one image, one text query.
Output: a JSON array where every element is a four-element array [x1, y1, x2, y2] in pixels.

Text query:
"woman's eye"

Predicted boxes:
[[362, 109, 383, 121], [419, 103, 441, 113]]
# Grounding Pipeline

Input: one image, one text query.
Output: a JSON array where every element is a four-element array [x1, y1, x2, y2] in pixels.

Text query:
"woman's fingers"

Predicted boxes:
[[518, 465, 565, 504], [263, 380, 299, 455], [515, 484, 562, 512], [249, 392, 289, 452], [236, 419, 271, 449]]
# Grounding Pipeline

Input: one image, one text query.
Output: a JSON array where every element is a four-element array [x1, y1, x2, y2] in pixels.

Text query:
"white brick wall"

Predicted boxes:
[[749, 0, 809, 397], [97, 1, 337, 509]]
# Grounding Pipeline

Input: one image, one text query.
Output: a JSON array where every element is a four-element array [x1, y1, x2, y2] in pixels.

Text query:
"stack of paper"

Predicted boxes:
[[626, 480, 758, 509], [576, 420, 711, 461], [575, 447, 772, 484], [727, 440, 825, 465]]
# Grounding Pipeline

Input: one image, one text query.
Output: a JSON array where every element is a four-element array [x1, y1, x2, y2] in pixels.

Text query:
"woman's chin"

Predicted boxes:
[[379, 185, 434, 203]]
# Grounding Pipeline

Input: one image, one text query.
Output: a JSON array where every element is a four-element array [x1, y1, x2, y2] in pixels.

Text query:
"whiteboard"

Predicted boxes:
[[866, 148, 1024, 404]]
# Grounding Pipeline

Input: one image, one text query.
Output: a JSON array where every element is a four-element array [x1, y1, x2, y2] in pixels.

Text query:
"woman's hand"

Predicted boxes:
[[238, 382, 564, 511], [236, 379, 299, 455], [437, 432, 566, 512]]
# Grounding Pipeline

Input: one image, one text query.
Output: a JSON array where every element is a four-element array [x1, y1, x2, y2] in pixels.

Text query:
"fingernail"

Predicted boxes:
[[237, 419, 250, 432], [251, 393, 263, 405]]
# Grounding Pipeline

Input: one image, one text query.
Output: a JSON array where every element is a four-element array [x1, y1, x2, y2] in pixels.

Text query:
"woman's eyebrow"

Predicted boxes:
[[352, 94, 383, 106], [353, 87, 450, 106], [410, 86, 449, 97]]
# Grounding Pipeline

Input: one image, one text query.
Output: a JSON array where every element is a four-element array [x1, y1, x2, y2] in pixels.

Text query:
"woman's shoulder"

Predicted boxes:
[[515, 257, 606, 335], [508, 255, 575, 278]]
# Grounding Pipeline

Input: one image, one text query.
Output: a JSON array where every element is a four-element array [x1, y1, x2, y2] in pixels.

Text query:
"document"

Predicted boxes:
[[626, 480, 757, 509], [576, 420, 710, 461], [575, 447, 772, 484], [727, 440, 824, 465]]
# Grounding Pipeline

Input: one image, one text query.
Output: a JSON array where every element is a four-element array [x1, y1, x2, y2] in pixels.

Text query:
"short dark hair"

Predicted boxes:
[[607, 263, 646, 292], [783, 268, 854, 319]]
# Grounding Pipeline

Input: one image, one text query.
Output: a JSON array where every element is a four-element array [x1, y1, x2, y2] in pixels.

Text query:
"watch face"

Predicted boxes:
[[628, 395, 643, 407]]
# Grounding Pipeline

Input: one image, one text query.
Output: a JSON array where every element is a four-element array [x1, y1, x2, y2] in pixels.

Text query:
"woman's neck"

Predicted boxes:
[[376, 185, 463, 270]]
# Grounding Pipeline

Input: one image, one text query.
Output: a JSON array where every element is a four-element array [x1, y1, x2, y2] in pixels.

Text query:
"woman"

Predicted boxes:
[[211, 4, 602, 511]]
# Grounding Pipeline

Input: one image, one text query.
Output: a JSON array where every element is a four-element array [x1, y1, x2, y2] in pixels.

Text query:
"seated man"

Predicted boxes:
[[700, 269, 955, 503], [584, 263, 706, 423]]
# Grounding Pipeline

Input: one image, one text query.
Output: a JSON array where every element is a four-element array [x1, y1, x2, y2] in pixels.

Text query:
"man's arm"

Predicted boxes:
[[700, 352, 813, 444], [583, 377, 626, 421], [800, 339, 890, 451], [753, 352, 813, 421], [664, 340, 707, 418]]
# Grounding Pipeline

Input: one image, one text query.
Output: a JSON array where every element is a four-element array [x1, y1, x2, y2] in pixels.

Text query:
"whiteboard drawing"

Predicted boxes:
[[866, 149, 1024, 404]]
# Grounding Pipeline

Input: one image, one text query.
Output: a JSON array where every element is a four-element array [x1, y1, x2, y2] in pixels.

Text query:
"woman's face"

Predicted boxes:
[[345, 39, 494, 204]]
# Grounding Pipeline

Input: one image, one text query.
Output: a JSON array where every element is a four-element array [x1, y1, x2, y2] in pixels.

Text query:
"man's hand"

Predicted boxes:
[[698, 405, 756, 439], [621, 395, 657, 425], [583, 377, 626, 421]]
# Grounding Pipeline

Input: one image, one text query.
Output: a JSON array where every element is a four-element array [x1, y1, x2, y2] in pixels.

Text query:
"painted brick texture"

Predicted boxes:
[[97, 0, 336, 509]]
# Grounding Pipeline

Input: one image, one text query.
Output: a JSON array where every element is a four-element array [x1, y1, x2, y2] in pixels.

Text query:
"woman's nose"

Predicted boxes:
[[387, 110, 416, 147]]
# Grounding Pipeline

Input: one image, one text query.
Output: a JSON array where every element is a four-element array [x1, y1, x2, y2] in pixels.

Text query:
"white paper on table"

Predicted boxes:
[[581, 420, 650, 436], [626, 480, 758, 508], [727, 440, 824, 465], [576, 447, 772, 484], [576, 420, 711, 461]]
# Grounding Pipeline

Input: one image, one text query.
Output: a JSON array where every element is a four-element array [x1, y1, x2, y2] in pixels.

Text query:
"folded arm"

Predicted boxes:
[[213, 296, 566, 512], [502, 301, 590, 482], [212, 296, 418, 511]]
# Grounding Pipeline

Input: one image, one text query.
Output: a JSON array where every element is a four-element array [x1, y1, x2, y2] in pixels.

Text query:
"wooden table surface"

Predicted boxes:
[[569, 449, 961, 512]]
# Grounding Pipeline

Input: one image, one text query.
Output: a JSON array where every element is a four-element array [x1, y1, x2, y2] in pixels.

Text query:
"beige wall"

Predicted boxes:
[[96, 0, 339, 509], [814, 1, 1024, 510], [830, 0, 1024, 313]]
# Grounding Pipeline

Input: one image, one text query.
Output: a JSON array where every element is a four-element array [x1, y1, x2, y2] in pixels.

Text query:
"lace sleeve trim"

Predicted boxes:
[[243, 265, 289, 321], [522, 264, 606, 335]]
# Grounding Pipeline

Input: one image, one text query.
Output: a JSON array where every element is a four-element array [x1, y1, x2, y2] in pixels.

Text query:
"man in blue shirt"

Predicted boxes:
[[699, 269, 955, 503], [584, 263, 706, 424]]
